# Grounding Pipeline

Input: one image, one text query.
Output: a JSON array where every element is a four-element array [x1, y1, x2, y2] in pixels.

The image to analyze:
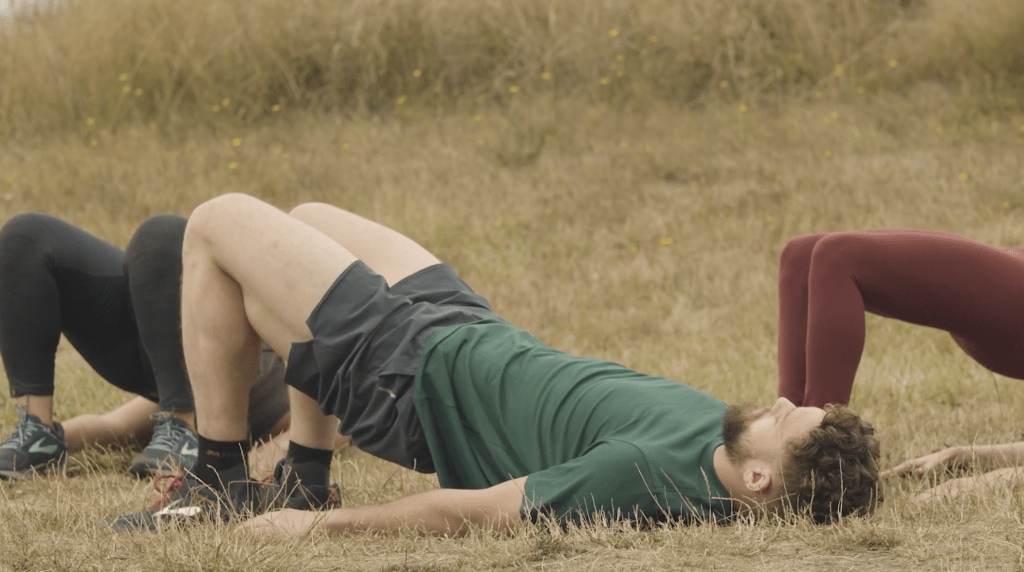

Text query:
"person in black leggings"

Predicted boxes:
[[0, 212, 296, 479]]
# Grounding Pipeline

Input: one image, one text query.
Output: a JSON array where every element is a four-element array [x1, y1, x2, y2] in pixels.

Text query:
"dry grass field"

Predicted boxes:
[[2, 0, 1024, 570]]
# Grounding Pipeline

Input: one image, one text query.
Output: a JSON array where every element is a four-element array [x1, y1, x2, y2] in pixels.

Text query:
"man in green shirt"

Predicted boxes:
[[111, 193, 881, 533]]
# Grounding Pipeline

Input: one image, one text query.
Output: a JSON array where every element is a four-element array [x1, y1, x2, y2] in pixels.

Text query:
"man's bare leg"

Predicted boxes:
[[182, 193, 357, 482], [287, 202, 439, 285], [278, 203, 441, 481], [285, 388, 339, 450]]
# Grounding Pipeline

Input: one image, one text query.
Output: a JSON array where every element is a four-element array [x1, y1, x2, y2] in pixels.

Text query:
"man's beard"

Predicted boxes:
[[722, 403, 760, 464]]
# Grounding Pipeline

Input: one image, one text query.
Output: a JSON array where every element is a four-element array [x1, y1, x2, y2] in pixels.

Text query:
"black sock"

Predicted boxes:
[[194, 435, 250, 488], [285, 441, 332, 487]]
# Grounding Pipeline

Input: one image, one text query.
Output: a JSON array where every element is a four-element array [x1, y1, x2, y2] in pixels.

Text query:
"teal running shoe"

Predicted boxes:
[[128, 413, 198, 478], [0, 404, 67, 479]]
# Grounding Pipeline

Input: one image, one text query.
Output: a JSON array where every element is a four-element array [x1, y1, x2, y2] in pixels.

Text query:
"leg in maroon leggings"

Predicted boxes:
[[778, 229, 1024, 407], [778, 233, 826, 405]]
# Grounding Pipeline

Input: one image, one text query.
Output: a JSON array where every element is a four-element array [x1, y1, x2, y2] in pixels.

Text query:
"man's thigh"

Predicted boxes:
[[288, 202, 440, 287], [185, 194, 359, 358]]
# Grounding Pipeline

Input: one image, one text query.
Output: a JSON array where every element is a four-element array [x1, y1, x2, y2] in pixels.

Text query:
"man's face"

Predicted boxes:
[[722, 397, 826, 463]]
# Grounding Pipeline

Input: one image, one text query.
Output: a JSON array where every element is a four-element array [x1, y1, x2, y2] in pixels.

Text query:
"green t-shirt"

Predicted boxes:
[[412, 320, 734, 525]]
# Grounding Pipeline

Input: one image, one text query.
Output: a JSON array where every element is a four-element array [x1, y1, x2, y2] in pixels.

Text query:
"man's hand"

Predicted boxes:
[[883, 446, 970, 478], [916, 467, 1024, 501], [243, 509, 323, 535]]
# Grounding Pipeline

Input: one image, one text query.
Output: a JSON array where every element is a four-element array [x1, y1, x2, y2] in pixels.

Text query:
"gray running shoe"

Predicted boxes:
[[106, 473, 267, 532], [106, 461, 342, 532], [128, 413, 198, 478], [0, 404, 67, 479]]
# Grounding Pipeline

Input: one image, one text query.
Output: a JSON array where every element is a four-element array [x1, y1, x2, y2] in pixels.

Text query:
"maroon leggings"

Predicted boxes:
[[778, 229, 1024, 407]]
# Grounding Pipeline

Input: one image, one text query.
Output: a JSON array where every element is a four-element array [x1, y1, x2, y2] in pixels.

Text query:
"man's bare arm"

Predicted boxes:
[[885, 442, 1024, 477], [246, 476, 528, 536], [917, 467, 1024, 501], [61, 396, 160, 452]]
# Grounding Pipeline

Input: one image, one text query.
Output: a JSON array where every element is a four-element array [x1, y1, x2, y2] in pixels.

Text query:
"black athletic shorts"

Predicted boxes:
[[284, 262, 499, 473]]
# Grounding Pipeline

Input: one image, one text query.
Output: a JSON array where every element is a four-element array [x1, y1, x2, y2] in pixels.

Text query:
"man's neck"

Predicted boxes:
[[712, 444, 745, 501], [712, 444, 765, 516]]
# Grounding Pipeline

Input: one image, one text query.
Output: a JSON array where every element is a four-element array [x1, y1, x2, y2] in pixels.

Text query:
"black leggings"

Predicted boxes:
[[0, 213, 192, 411]]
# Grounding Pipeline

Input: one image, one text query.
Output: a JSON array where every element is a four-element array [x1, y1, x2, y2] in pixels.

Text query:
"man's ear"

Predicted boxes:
[[743, 466, 774, 495]]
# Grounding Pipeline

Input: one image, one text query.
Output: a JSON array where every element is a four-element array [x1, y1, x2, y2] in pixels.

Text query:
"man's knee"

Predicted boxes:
[[190, 193, 259, 227], [288, 202, 331, 220], [287, 202, 360, 230], [185, 193, 261, 248]]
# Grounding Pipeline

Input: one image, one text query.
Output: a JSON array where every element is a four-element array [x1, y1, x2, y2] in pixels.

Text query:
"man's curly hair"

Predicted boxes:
[[781, 404, 882, 523]]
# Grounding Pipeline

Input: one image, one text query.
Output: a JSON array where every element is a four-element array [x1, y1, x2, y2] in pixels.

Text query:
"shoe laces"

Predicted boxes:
[[148, 414, 191, 451], [148, 473, 186, 510], [1, 405, 41, 449]]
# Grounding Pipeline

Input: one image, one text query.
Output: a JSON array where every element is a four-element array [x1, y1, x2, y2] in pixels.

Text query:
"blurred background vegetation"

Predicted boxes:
[[2, 0, 1022, 137]]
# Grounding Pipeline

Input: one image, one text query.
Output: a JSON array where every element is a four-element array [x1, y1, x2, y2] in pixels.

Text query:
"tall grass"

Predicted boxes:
[[2, 0, 1023, 138], [2, 1, 1024, 569], [1, 92, 1022, 569]]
